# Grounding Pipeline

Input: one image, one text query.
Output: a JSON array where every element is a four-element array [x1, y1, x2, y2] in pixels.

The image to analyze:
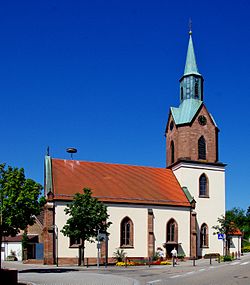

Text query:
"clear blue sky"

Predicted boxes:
[[1, 1, 249, 211]]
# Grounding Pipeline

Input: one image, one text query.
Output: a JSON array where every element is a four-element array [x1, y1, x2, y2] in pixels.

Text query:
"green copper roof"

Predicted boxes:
[[182, 186, 194, 204], [184, 33, 201, 76], [171, 98, 202, 125], [45, 155, 53, 195]]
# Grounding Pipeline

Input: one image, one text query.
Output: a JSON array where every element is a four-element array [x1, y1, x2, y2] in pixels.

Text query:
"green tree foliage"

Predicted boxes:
[[244, 206, 250, 239], [212, 215, 238, 236], [0, 163, 44, 268], [61, 188, 111, 266], [213, 207, 250, 255], [212, 215, 237, 256], [226, 207, 250, 239], [226, 207, 246, 231]]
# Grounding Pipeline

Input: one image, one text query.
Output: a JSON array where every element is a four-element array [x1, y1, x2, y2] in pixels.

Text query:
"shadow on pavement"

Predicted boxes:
[[19, 268, 79, 274]]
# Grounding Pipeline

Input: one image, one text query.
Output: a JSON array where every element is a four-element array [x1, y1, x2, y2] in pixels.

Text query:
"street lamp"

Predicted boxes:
[[97, 229, 100, 268], [96, 230, 108, 268]]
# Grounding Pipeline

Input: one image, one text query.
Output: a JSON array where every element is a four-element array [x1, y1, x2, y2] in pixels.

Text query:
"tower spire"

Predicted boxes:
[[179, 26, 204, 103], [184, 29, 200, 76]]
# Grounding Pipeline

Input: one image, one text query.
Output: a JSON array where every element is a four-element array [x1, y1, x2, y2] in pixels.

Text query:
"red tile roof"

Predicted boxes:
[[2, 235, 38, 242], [51, 159, 190, 207], [35, 209, 44, 226], [228, 228, 242, 236]]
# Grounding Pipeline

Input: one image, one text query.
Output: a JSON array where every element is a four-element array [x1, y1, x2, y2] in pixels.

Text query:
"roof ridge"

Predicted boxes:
[[51, 158, 169, 171], [50, 157, 191, 207]]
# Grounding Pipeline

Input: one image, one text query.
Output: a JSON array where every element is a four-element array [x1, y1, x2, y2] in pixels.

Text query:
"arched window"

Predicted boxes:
[[181, 87, 184, 100], [200, 223, 209, 247], [198, 136, 206, 160], [120, 217, 133, 247], [199, 174, 209, 197], [171, 141, 175, 164], [195, 82, 199, 98], [167, 219, 178, 243]]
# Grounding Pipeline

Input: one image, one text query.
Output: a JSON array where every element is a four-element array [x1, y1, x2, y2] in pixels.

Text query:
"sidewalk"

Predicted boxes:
[[2, 254, 249, 285], [3, 261, 140, 285], [2, 257, 221, 271], [2, 255, 235, 272]]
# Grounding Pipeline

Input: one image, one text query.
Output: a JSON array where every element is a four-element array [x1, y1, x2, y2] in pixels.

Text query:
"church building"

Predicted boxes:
[[43, 30, 226, 265]]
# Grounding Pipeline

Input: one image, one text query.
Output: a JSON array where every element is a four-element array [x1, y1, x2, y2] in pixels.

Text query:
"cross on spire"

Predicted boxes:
[[189, 18, 192, 35]]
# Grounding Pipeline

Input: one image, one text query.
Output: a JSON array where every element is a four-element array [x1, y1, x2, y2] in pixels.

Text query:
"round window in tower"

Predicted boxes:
[[198, 115, 207, 126]]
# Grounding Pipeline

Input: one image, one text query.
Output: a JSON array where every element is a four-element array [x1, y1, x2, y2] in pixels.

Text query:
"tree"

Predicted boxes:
[[61, 188, 112, 266], [243, 206, 250, 240], [0, 163, 44, 269], [213, 215, 239, 256], [226, 207, 250, 240], [226, 207, 246, 232]]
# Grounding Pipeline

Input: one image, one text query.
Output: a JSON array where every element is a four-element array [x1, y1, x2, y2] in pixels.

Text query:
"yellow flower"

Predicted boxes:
[[160, 261, 171, 265]]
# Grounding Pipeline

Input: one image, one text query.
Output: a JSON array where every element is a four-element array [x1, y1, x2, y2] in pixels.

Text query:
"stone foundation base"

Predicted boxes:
[[57, 257, 115, 266], [23, 259, 44, 264]]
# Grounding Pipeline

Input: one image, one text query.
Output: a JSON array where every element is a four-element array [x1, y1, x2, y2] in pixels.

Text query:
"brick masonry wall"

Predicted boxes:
[[43, 202, 55, 265], [190, 211, 197, 258], [148, 211, 154, 257], [27, 221, 44, 243], [58, 257, 116, 266], [166, 105, 218, 166]]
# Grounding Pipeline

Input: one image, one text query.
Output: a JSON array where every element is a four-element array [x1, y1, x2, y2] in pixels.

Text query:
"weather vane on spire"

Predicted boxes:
[[189, 18, 192, 35]]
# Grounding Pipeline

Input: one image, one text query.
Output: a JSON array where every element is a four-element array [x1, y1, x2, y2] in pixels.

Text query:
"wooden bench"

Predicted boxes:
[[204, 253, 220, 264]]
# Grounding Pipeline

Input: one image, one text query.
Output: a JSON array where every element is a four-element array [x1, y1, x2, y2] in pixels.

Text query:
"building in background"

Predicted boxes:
[[1, 212, 44, 262]]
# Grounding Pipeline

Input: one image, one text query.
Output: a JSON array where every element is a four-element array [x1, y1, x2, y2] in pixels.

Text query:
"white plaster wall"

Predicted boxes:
[[55, 203, 148, 258], [55, 203, 79, 258], [1, 242, 22, 261], [153, 206, 190, 257], [172, 162, 225, 256], [229, 236, 241, 254], [107, 205, 148, 258], [55, 202, 190, 259]]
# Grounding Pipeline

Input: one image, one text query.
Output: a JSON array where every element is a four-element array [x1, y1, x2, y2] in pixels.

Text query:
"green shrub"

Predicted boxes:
[[113, 248, 127, 262], [177, 254, 186, 260], [152, 252, 160, 261], [243, 240, 250, 247], [242, 245, 250, 252], [6, 255, 18, 261], [223, 255, 233, 262]]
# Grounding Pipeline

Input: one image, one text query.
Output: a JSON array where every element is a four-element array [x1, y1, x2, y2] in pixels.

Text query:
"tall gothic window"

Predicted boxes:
[[167, 219, 178, 243], [120, 217, 133, 247], [198, 136, 206, 160], [181, 87, 184, 100], [200, 223, 209, 247], [171, 141, 175, 164], [199, 174, 209, 197]]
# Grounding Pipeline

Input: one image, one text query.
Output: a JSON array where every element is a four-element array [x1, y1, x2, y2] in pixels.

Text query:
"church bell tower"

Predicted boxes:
[[165, 29, 219, 167], [165, 28, 226, 258]]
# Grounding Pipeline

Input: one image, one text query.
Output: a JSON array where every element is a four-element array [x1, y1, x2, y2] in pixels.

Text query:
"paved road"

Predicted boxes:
[[19, 271, 139, 285], [144, 258, 250, 285], [3, 253, 250, 285]]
